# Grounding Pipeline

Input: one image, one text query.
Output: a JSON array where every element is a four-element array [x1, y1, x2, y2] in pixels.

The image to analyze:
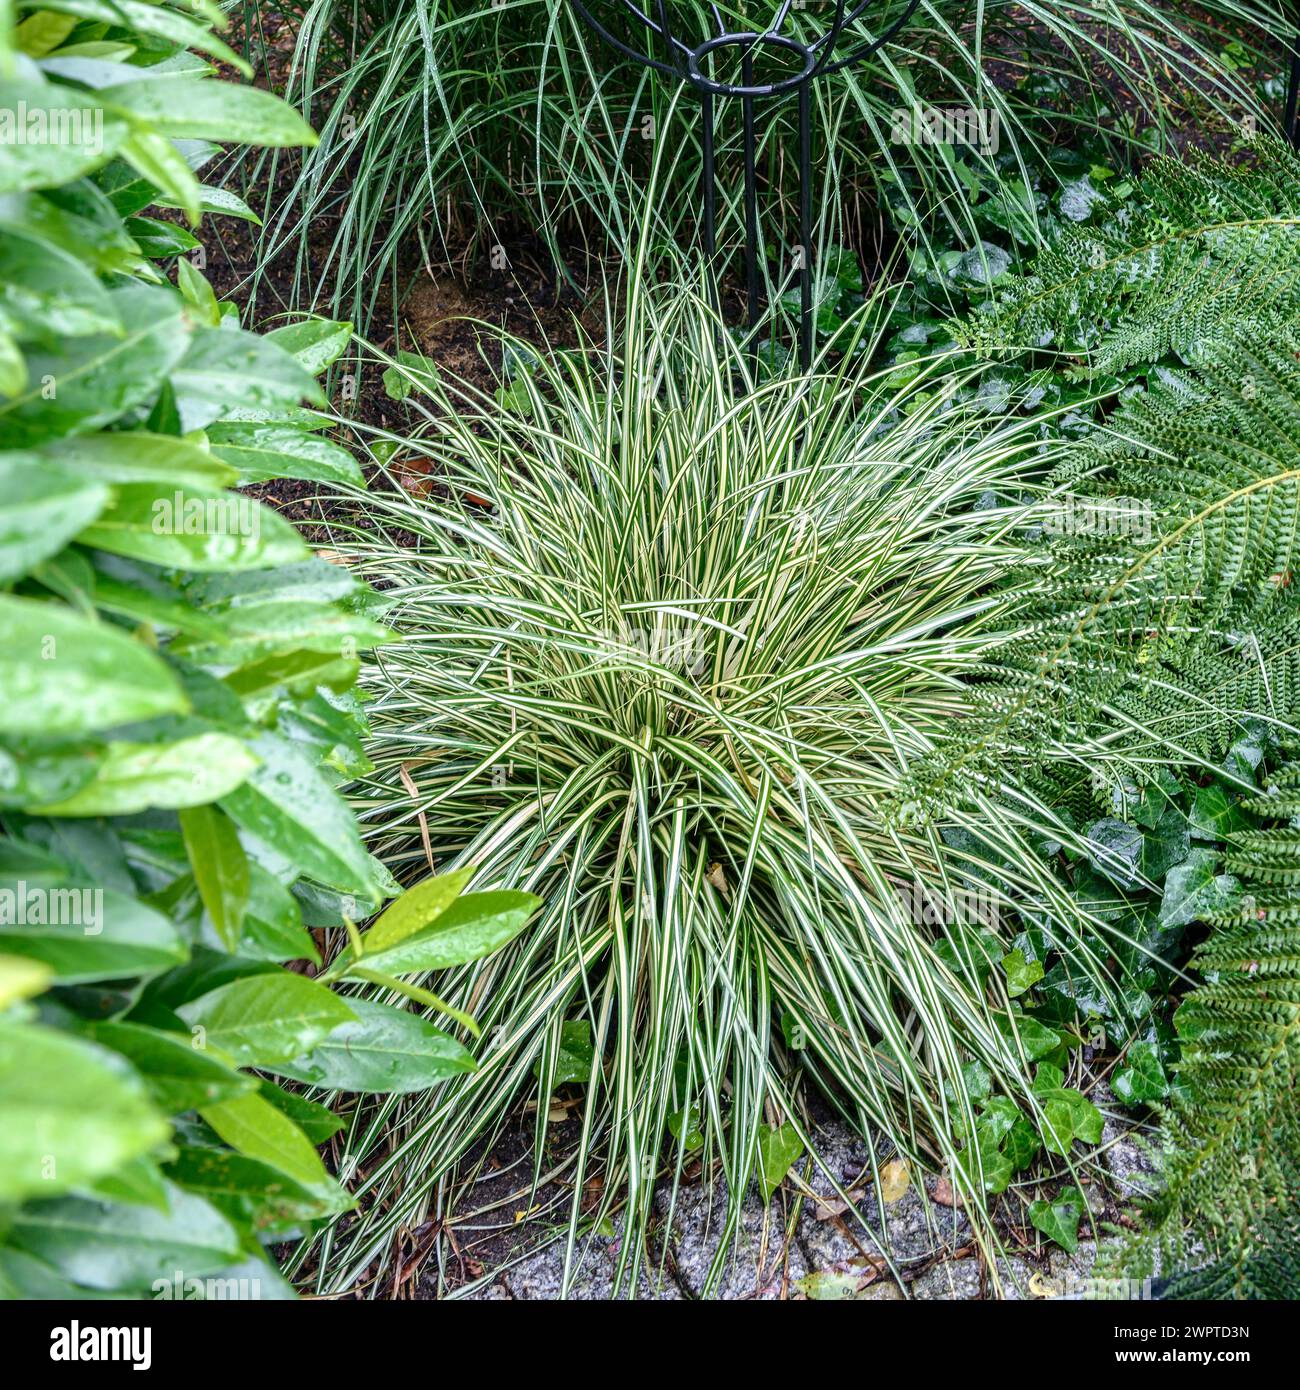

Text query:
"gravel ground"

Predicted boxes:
[[435, 1093, 1159, 1301]]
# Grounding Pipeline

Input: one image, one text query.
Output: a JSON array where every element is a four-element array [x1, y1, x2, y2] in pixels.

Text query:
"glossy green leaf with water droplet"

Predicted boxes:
[[0, 883, 185, 983], [39, 430, 239, 489], [267, 998, 475, 1093], [179, 804, 249, 951], [0, 281, 188, 446], [8, 1182, 243, 1290], [0, 79, 129, 190], [220, 732, 392, 897], [36, 733, 257, 816], [264, 318, 351, 374], [177, 970, 355, 1068], [0, 595, 187, 736], [347, 890, 540, 978], [0, 225, 120, 339], [199, 1091, 348, 1202], [100, 75, 316, 146], [0, 1020, 169, 1201], [77, 482, 308, 572], [0, 455, 106, 583], [362, 867, 473, 951], [206, 420, 363, 485], [80, 1019, 252, 1114]]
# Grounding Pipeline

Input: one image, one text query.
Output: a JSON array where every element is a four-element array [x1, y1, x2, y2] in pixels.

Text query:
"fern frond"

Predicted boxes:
[[928, 140, 1300, 1296], [959, 137, 1300, 374], [913, 143, 1300, 811], [1112, 791, 1300, 1299], [1225, 827, 1300, 883]]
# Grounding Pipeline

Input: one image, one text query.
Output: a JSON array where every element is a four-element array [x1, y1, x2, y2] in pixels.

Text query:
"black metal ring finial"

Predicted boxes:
[[570, 1, 916, 91], [686, 32, 817, 100], [569, 1, 919, 369]]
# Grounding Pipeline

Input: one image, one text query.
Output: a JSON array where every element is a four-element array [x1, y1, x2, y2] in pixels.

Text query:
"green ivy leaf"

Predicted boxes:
[[534, 1019, 596, 1088], [957, 1129, 1014, 1194], [667, 1104, 704, 1152], [977, 1095, 1021, 1143], [1083, 817, 1144, 889], [1111, 1039, 1168, 1105], [756, 1122, 804, 1203], [1002, 1116, 1042, 1171], [995, 1012, 1062, 1062], [1159, 849, 1238, 928], [381, 348, 438, 401], [1029, 1195, 1082, 1253], [1002, 947, 1044, 997], [1188, 783, 1252, 841], [1033, 1066, 1104, 1156]]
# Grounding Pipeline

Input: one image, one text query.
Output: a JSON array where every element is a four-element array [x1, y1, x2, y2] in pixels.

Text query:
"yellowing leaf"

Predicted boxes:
[[0, 953, 52, 1008], [363, 866, 473, 950]]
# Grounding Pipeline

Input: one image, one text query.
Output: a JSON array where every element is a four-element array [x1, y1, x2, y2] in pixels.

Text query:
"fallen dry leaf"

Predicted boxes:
[[811, 1189, 866, 1220], [860, 1280, 904, 1300], [933, 1174, 958, 1207], [879, 1159, 910, 1203]]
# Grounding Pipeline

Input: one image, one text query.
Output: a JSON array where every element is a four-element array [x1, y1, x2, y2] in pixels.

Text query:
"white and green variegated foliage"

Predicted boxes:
[[255, 0, 1283, 332], [296, 253, 1134, 1298]]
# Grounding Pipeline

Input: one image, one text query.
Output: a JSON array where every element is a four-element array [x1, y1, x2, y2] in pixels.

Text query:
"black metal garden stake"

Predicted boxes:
[[569, 2, 917, 370]]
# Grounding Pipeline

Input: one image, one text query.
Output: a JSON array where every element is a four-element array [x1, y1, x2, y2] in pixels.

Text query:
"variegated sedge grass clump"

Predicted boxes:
[[300, 271, 1126, 1298]]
